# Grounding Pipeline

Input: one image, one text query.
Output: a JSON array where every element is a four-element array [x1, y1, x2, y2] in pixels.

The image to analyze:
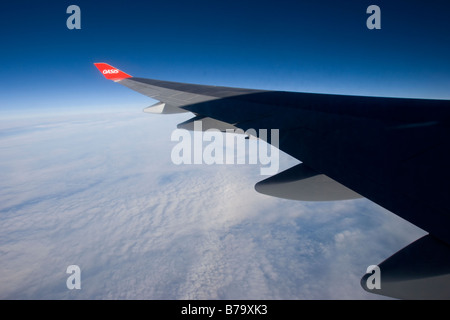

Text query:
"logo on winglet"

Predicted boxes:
[[103, 69, 119, 74]]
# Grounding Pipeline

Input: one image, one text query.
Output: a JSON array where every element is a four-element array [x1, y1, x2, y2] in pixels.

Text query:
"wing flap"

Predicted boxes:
[[143, 101, 189, 114]]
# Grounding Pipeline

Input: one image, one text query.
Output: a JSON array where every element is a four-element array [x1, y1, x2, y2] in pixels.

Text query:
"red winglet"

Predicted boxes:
[[94, 63, 132, 81]]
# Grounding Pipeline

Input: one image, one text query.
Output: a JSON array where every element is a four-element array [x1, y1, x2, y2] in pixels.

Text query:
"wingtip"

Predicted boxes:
[[94, 62, 132, 81]]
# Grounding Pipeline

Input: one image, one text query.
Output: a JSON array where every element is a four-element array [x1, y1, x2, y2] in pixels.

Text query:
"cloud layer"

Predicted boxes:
[[0, 111, 426, 299]]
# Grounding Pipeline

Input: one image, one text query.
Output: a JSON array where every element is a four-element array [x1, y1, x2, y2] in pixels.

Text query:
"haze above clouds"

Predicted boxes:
[[0, 111, 426, 299]]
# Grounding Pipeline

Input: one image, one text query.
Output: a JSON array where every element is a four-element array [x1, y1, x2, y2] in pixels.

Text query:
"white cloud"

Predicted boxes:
[[0, 111, 426, 299]]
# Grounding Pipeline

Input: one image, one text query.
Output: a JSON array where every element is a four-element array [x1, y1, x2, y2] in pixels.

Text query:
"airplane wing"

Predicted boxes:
[[94, 62, 450, 299]]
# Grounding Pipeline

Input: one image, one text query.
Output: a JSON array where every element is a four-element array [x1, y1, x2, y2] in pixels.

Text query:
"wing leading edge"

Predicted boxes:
[[94, 63, 450, 299]]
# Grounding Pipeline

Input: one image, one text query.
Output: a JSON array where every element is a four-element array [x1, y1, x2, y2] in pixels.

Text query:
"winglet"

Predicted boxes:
[[94, 63, 132, 81]]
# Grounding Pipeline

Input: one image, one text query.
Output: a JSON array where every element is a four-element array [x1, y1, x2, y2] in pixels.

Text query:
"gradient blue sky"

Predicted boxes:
[[1, 0, 450, 115]]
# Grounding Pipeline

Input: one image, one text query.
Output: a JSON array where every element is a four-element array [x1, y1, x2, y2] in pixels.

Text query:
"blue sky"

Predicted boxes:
[[1, 0, 450, 115]]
